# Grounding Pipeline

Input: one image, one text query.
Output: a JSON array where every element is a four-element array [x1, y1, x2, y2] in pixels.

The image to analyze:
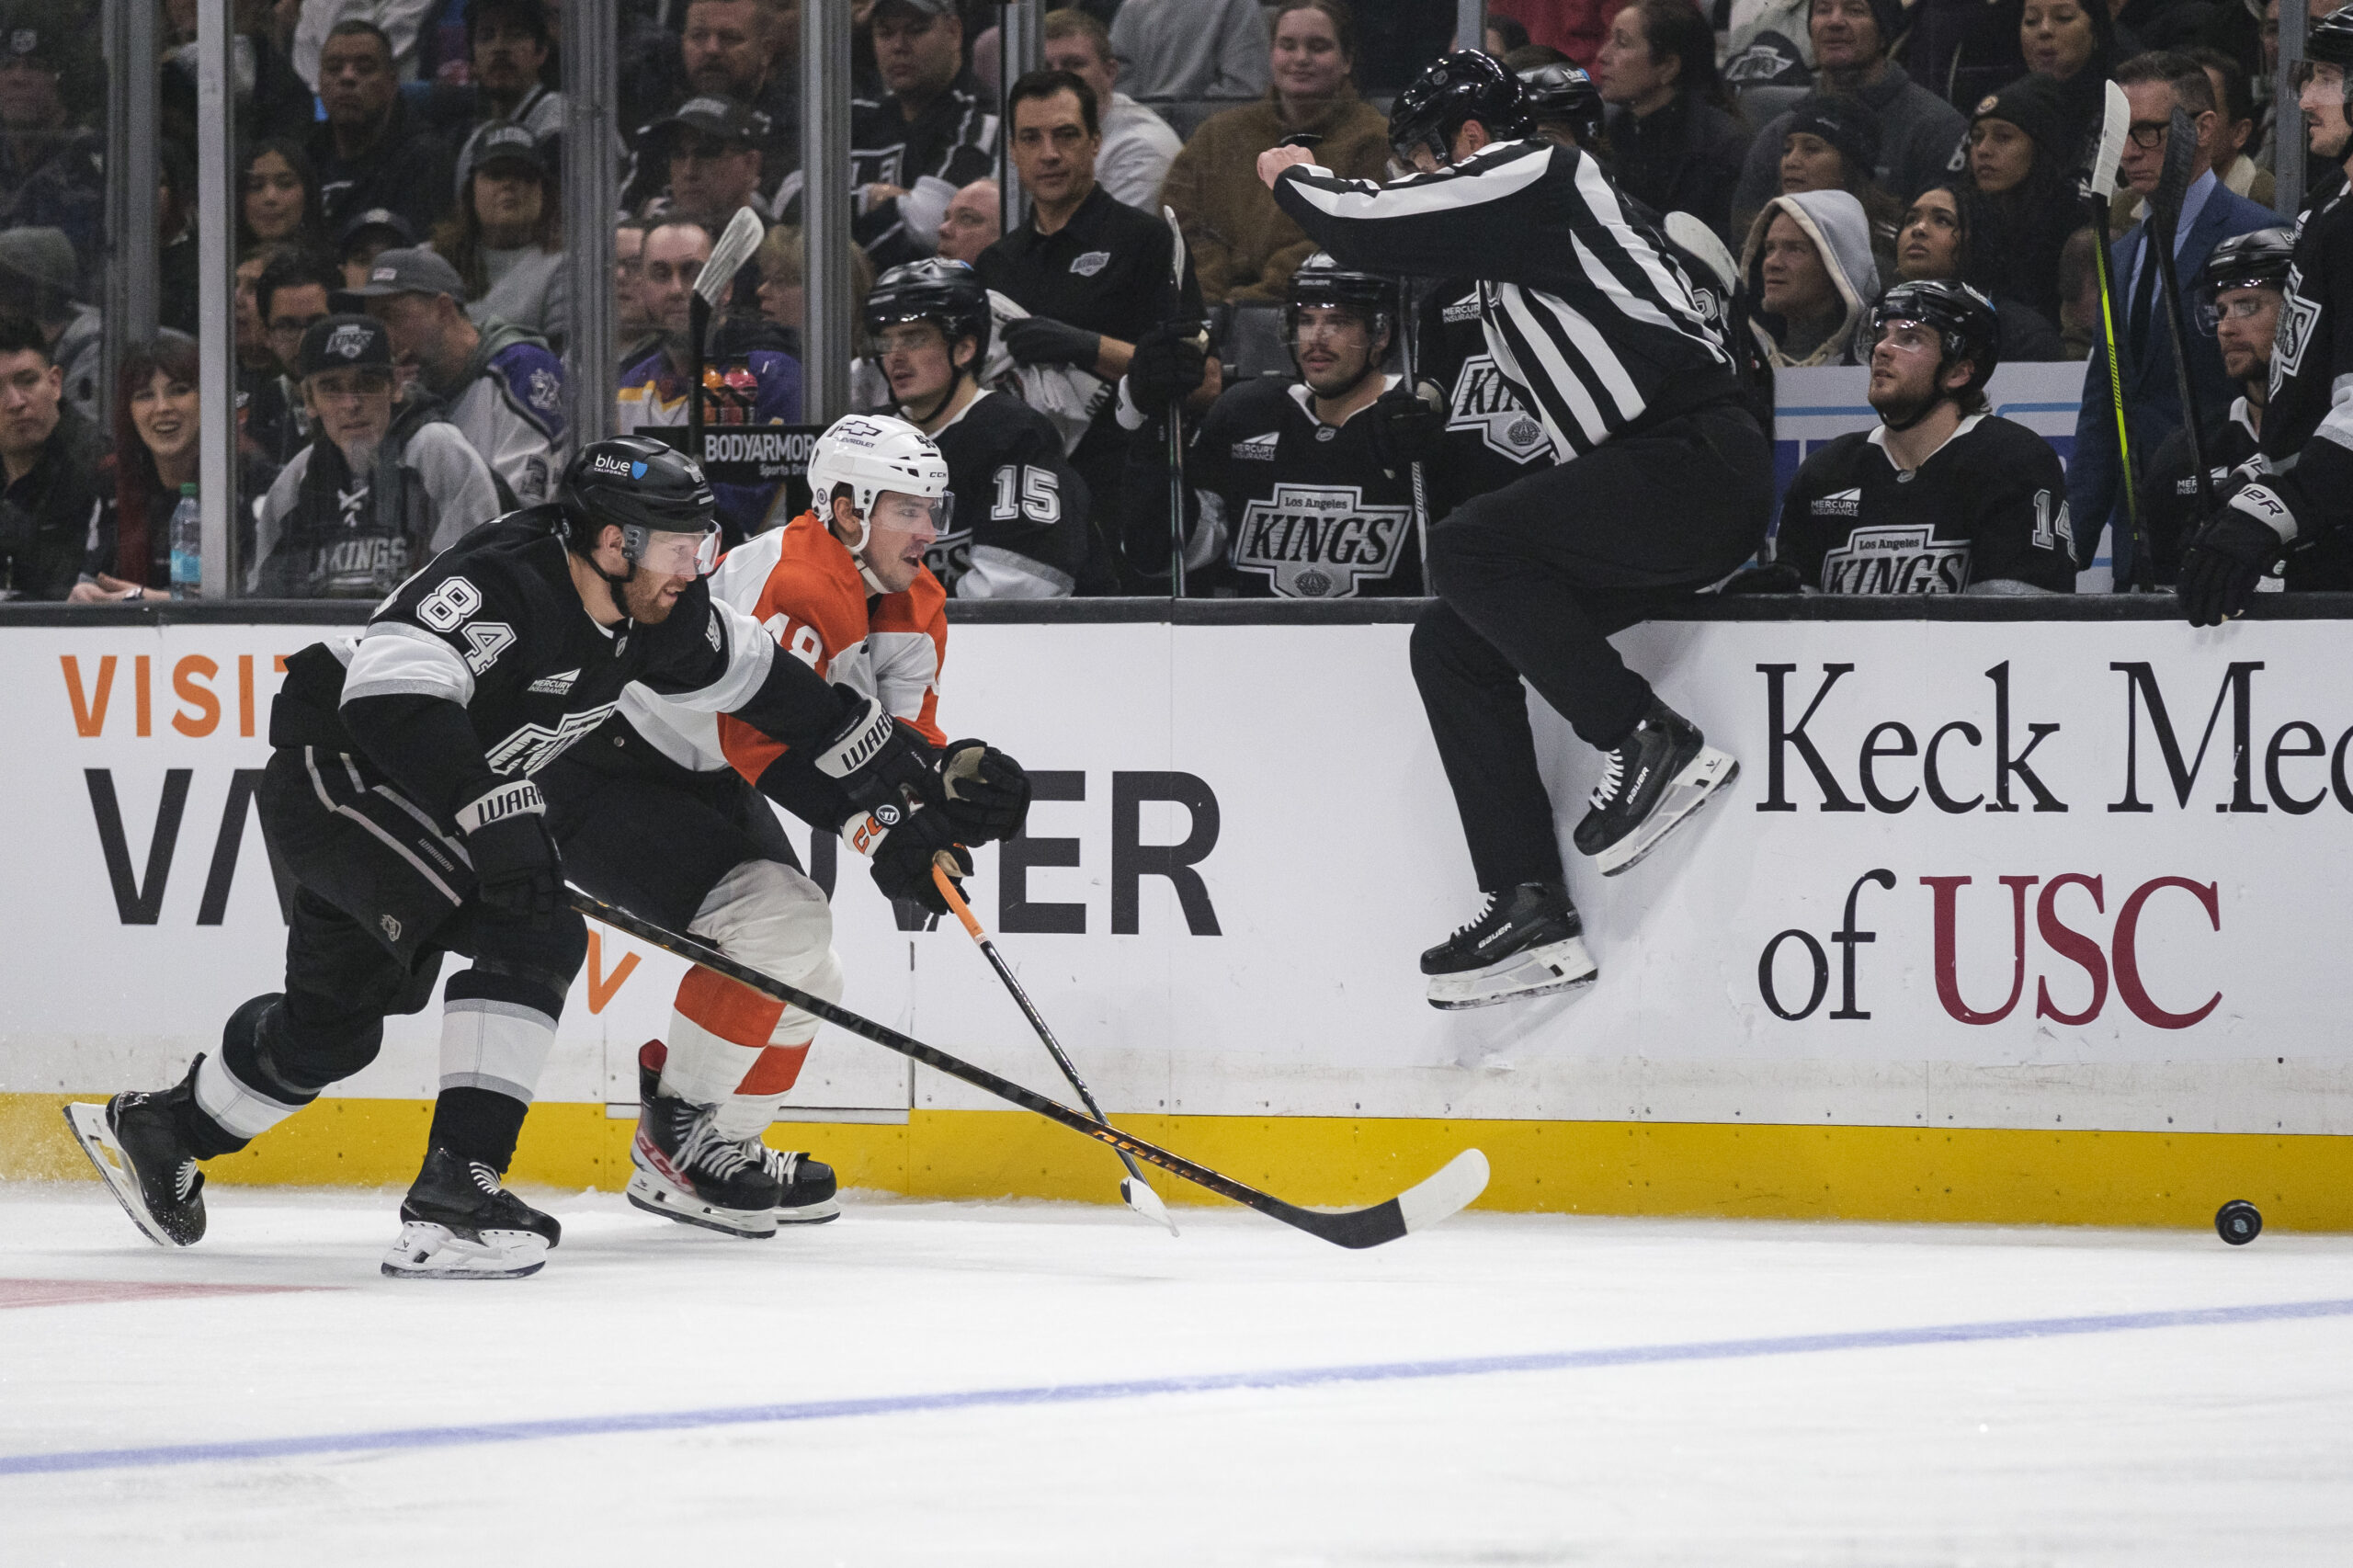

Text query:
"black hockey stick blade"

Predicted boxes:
[[572, 890, 1489, 1248], [2147, 105, 2196, 253]]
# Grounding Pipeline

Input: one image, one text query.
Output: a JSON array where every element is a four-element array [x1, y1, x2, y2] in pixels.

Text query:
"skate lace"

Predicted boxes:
[[1588, 747, 1626, 811], [173, 1159, 199, 1201], [1448, 891, 1501, 943], [468, 1162, 503, 1195], [756, 1145, 802, 1185], [678, 1116, 756, 1179]]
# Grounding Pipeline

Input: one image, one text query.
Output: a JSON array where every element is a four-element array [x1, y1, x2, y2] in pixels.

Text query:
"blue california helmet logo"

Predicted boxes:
[[631, 461, 648, 479]]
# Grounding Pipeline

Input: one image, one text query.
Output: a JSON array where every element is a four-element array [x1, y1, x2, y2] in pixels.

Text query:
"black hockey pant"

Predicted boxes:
[[179, 746, 586, 1176], [1410, 402, 1772, 891]]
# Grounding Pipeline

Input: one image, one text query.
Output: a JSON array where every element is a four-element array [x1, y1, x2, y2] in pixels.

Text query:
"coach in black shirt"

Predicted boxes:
[[975, 69, 1213, 589]]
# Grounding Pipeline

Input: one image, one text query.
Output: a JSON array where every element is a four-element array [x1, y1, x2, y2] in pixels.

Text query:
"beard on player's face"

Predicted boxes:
[[620, 565, 688, 622]]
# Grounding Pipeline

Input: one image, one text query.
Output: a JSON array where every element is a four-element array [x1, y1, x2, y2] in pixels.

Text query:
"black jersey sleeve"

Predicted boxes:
[[634, 587, 850, 744], [2134, 424, 2200, 586], [1961, 421, 2076, 594]]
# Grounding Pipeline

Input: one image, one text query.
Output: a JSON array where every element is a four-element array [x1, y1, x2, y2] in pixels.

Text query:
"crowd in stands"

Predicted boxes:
[[0, 0, 2334, 604]]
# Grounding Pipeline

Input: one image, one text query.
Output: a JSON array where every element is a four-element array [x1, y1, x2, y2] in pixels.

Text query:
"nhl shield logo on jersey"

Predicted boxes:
[[1447, 357, 1550, 462], [1235, 483, 1412, 597]]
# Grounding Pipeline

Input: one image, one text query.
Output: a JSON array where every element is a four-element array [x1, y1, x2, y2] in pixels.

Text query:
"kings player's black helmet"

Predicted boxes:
[[557, 435, 719, 572], [864, 256, 993, 373], [1517, 61, 1606, 149], [1863, 279, 2002, 398], [1286, 252, 1398, 349], [1389, 51, 1531, 167]]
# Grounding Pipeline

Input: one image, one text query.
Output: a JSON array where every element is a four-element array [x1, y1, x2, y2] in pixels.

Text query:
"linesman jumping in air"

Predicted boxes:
[[1259, 52, 1773, 1010]]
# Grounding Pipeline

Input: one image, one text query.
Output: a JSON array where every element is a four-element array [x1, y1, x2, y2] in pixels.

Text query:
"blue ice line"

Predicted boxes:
[[6, 1296, 2350, 1478]]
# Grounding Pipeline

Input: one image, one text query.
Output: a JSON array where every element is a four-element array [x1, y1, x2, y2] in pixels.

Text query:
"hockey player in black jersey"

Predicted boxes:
[[64, 437, 953, 1278], [2137, 229, 2290, 587], [1121, 253, 1423, 598], [862, 257, 1091, 597], [1755, 280, 2075, 596], [2178, 10, 2353, 626], [1262, 52, 1771, 1008]]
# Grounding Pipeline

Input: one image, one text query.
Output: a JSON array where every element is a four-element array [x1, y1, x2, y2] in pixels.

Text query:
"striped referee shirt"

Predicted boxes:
[[1274, 140, 1735, 461]]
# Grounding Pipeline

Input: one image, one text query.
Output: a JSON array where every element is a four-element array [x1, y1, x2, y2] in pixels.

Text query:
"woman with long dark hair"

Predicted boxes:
[[1593, 0, 1748, 243], [425, 124, 568, 347], [1892, 183, 2069, 360], [1955, 74, 2085, 329], [238, 137, 324, 252], [2016, 0, 2118, 161]]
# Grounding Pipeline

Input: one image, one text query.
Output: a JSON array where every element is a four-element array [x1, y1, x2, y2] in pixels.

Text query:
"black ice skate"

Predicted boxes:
[[1573, 699, 1739, 877], [1422, 883, 1598, 1010], [629, 1074, 784, 1238], [63, 1056, 210, 1247], [383, 1146, 562, 1279], [758, 1146, 841, 1224]]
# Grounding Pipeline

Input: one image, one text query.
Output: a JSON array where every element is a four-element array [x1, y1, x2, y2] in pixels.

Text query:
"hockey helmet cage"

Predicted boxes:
[[558, 436, 720, 575], [864, 256, 993, 373], [1517, 61, 1606, 150], [1864, 278, 2002, 399], [1388, 51, 1530, 168], [1285, 252, 1398, 351], [805, 414, 954, 543], [2198, 225, 2293, 329]]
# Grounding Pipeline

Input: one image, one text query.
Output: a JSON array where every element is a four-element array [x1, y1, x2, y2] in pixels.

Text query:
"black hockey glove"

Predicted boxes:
[[938, 740, 1032, 845], [869, 805, 974, 915], [2178, 503, 2288, 628], [1003, 314, 1103, 369], [458, 779, 562, 930], [812, 693, 943, 834], [1717, 562, 1806, 596], [1369, 380, 1447, 474], [1128, 320, 1208, 415]]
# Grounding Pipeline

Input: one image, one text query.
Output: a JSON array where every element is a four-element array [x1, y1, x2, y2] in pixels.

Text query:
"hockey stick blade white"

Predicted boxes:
[[697, 206, 767, 308], [1121, 1174, 1180, 1236], [2090, 80, 2130, 199], [1162, 205, 1187, 295], [1395, 1150, 1491, 1234]]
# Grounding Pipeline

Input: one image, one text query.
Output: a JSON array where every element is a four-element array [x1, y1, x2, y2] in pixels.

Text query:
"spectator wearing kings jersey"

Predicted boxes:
[[1734, 281, 2075, 597], [249, 314, 501, 599], [842, 0, 999, 270]]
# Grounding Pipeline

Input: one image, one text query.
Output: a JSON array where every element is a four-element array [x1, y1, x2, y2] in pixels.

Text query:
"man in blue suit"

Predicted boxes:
[[2068, 51, 2279, 585]]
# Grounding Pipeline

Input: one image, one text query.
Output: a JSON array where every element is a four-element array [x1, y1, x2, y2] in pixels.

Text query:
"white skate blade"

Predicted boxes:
[[381, 1221, 548, 1279], [774, 1193, 843, 1225], [1597, 748, 1739, 877], [62, 1102, 183, 1249], [626, 1168, 779, 1238], [1396, 1149, 1491, 1233], [1427, 934, 1598, 1011], [1120, 1174, 1180, 1236]]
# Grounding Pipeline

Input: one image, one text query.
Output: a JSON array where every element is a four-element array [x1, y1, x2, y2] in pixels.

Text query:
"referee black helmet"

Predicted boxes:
[[1389, 51, 1531, 168]]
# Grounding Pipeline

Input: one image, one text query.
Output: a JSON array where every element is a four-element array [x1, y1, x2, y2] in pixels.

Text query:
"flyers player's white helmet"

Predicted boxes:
[[806, 414, 953, 550]]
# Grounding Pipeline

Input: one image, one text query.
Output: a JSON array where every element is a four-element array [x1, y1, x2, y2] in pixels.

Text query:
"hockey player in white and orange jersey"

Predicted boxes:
[[536, 415, 1033, 1236]]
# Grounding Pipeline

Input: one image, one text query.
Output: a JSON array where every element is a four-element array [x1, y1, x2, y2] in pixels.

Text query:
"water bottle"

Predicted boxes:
[[169, 483, 200, 598]]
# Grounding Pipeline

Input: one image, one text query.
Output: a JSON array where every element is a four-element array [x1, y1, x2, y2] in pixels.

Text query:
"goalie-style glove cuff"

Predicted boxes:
[[2227, 483, 2299, 543], [456, 778, 545, 835]]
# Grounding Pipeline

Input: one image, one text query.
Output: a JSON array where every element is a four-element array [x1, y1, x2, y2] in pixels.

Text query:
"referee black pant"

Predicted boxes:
[[1411, 401, 1772, 892]]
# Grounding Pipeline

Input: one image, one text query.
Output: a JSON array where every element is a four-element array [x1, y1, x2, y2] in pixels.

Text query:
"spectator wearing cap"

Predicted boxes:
[[240, 137, 326, 257], [1161, 1, 1391, 305], [307, 19, 458, 238], [1044, 8, 1181, 210], [0, 18, 102, 284], [634, 96, 773, 222], [2065, 51, 2273, 581], [1892, 184, 2067, 361], [1595, 0, 1749, 247], [936, 177, 1001, 264], [337, 206, 418, 292], [429, 122, 570, 347], [0, 225, 97, 425], [75, 332, 279, 602], [843, 0, 1000, 268], [1957, 74, 2089, 329], [0, 313, 102, 601], [1107, 0, 1272, 99], [249, 312, 502, 597], [345, 246, 569, 509], [1731, 0, 1969, 233], [453, 0, 567, 197], [1779, 96, 1904, 284], [1741, 188, 1881, 367], [616, 214, 805, 540], [249, 248, 345, 468]]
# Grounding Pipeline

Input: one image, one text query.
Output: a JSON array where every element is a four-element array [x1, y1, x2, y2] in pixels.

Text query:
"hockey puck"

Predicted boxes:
[[2215, 1199, 2263, 1245]]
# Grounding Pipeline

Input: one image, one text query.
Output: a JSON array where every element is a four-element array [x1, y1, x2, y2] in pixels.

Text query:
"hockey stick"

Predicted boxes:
[[1395, 271, 1434, 577], [2147, 104, 2215, 591], [2085, 82, 2146, 586], [570, 888, 1490, 1248], [687, 205, 768, 478], [931, 865, 1178, 1235], [1162, 204, 1189, 597]]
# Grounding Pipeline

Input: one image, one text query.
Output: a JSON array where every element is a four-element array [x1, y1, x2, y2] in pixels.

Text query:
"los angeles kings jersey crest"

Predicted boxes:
[[1183, 376, 1423, 598]]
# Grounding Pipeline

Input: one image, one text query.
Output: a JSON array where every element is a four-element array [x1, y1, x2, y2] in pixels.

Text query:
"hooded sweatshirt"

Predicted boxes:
[[1742, 189, 1880, 368]]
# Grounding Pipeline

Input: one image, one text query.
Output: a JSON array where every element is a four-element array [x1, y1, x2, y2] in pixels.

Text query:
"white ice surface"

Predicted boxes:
[[6, 1185, 2353, 1565]]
